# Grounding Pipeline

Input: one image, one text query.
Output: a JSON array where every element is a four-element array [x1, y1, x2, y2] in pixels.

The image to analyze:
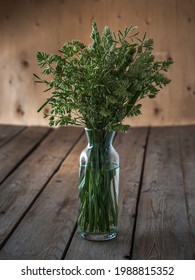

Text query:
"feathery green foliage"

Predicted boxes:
[[34, 22, 173, 132]]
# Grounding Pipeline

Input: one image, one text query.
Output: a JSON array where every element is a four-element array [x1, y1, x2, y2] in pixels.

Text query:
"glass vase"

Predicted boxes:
[[77, 128, 120, 241]]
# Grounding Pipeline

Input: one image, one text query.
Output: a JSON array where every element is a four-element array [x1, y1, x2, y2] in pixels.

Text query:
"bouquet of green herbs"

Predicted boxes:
[[34, 21, 172, 132], [34, 22, 172, 239]]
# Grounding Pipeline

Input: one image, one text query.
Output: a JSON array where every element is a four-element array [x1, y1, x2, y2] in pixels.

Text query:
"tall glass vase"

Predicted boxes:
[[77, 128, 120, 241]]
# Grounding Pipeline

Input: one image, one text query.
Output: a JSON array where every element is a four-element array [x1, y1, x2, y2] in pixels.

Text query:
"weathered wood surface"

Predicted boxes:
[[0, 126, 50, 183], [1, 0, 195, 127], [0, 125, 25, 148], [0, 125, 194, 260], [0, 126, 83, 251], [0, 130, 84, 259], [132, 126, 193, 260], [178, 126, 195, 259]]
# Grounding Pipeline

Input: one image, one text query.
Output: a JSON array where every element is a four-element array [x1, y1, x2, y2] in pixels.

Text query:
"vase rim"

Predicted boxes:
[[84, 127, 115, 133]]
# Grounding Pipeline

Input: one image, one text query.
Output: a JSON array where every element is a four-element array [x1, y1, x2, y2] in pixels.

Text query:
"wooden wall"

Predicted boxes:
[[0, 0, 195, 127]]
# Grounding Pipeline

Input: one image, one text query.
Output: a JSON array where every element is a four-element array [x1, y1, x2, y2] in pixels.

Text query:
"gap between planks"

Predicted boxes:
[[131, 126, 193, 260], [129, 126, 150, 259], [0, 126, 83, 253], [0, 127, 85, 259], [0, 126, 51, 184], [0, 125, 26, 149]]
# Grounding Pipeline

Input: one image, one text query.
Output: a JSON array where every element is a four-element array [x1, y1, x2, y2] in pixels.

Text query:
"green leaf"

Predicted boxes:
[[33, 73, 41, 80], [34, 21, 173, 132], [37, 96, 54, 112]]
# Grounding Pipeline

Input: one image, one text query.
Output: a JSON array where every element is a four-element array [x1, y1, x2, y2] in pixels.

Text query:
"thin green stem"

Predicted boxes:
[[77, 130, 119, 235]]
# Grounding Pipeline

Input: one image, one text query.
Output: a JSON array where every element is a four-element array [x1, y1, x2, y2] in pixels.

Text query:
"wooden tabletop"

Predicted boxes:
[[0, 124, 194, 260]]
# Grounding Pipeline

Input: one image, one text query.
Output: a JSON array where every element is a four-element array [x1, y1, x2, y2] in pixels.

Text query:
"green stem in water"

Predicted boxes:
[[78, 130, 119, 234]]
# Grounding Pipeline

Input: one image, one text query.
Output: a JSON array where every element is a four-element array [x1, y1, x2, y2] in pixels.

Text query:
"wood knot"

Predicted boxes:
[[21, 60, 29, 68], [167, 55, 173, 61], [44, 107, 49, 115], [154, 107, 161, 115], [188, 15, 192, 23], [56, 179, 62, 183], [16, 104, 25, 116], [145, 19, 151, 25]]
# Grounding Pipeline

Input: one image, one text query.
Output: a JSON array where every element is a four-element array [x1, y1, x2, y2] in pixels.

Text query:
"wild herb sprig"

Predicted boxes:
[[34, 22, 173, 132]]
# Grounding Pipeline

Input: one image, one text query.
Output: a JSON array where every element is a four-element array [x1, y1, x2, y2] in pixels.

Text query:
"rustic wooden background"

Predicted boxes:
[[0, 0, 195, 127]]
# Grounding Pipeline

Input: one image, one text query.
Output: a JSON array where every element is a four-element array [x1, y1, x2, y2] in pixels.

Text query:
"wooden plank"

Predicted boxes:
[[1, 0, 195, 127], [0, 125, 25, 148], [0, 126, 83, 252], [178, 125, 195, 259], [65, 127, 148, 260], [0, 128, 84, 260], [0, 127, 148, 260], [0, 126, 50, 183], [132, 126, 193, 260]]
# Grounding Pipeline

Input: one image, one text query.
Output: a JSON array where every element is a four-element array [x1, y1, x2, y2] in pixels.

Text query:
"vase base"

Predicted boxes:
[[77, 230, 117, 241]]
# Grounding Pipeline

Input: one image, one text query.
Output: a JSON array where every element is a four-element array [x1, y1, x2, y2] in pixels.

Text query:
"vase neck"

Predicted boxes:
[[85, 128, 115, 147]]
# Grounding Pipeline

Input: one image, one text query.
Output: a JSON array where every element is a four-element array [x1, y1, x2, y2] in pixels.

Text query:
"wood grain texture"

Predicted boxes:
[[132, 126, 193, 260], [0, 127, 84, 259], [0, 125, 25, 148], [65, 127, 148, 260], [0, 126, 49, 183], [0, 125, 194, 260], [0, 0, 195, 127], [0, 126, 83, 252], [178, 125, 195, 259]]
